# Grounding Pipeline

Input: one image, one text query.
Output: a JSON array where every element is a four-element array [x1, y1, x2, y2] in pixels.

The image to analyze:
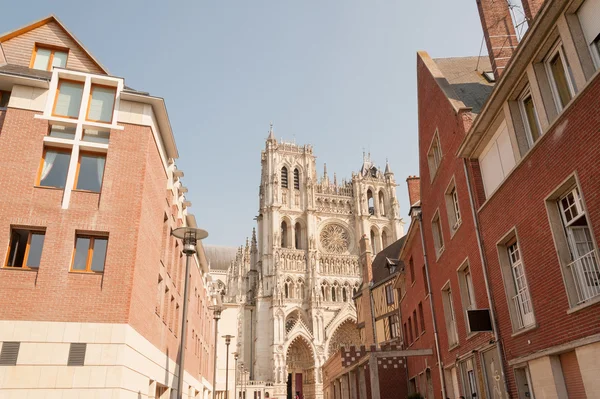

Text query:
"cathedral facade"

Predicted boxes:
[[220, 127, 403, 399]]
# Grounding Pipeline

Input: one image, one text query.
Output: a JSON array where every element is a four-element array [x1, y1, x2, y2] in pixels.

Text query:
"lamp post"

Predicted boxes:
[[239, 363, 245, 399], [232, 352, 239, 399], [222, 335, 235, 399], [171, 227, 209, 399], [209, 305, 223, 399]]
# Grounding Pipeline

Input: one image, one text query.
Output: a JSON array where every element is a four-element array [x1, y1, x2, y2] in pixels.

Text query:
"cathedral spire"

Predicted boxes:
[[267, 121, 275, 142], [251, 228, 257, 252], [384, 158, 392, 175]]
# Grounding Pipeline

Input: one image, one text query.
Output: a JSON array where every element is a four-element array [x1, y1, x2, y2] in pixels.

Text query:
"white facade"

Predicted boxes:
[[211, 127, 403, 399]]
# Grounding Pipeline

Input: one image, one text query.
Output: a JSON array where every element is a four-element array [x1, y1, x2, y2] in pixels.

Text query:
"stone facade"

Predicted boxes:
[[212, 128, 404, 399]]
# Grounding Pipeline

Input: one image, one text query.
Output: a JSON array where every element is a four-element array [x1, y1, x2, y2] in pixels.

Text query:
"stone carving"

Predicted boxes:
[[320, 224, 350, 254], [327, 320, 361, 356]]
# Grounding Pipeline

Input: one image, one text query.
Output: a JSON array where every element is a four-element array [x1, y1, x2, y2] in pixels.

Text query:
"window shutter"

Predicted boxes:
[[0, 342, 20, 365], [578, 0, 600, 46], [67, 343, 87, 366]]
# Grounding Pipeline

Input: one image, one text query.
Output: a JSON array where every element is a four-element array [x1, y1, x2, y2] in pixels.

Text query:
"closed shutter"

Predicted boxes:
[[67, 343, 87, 366], [497, 122, 516, 175], [578, 0, 600, 46], [0, 342, 20, 365], [479, 120, 516, 197]]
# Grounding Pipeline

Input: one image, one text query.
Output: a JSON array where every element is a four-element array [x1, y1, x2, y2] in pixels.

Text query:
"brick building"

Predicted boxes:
[[397, 0, 600, 398], [0, 16, 216, 398]]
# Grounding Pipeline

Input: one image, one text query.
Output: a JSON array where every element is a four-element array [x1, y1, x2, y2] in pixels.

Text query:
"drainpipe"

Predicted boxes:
[[369, 283, 378, 345], [462, 159, 510, 397], [416, 209, 447, 399]]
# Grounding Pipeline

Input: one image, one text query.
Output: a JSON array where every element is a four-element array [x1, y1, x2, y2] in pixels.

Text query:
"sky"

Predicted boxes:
[[2, 0, 492, 246]]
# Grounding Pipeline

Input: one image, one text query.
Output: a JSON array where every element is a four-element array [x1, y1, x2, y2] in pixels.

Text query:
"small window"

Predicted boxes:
[[281, 167, 288, 188], [0, 90, 11, 108], [293, 168, 300, 190], [86, 85, 116, 123], [519, 88, 542, 146], [385, 284, 395, 305], [281, 221, 288, 248], [71, 235, 108, 273], [83, 129, 110, 144], [482, 71, 496, 82], [53, 80, 84, 118], [545, 44, 576, 111], [418, 302, 425, 332], [409, 257, 415, 283], [0, 342, 20, 366], [458, 261, 477, 333], [407, 317, 413, 343], [38, 148, 71, 189], [31, 45, 68, 71], [5, 228, 45, 269], [389, 315, 399, 339], [413, 309, 419, 338], [67, 343, 86, 366], [427, 131, 443, 181], [432, 211, 444, 257], [445, 179, 462, 235], [441, 286, 459, 346], [48, 124, 76, 140], [75, 152, 106, 192]]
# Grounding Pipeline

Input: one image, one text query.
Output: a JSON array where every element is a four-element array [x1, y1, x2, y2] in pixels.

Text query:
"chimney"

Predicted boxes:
[[406, 176, 421, 206], [475, 0, 519, 79], [521, 0, 545, 23]]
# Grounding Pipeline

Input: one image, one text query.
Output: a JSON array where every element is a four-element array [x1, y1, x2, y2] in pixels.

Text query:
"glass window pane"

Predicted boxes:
[[87, 86, 116, 123], [39, 150, 71, 189], [52, 51, 68, 68], [83, 129, 110, 144], [0, 90, 10, 108], [49, 125, 76, 140], [7, 229, 28, 267], [550, 54, 572, 107], [91, 238, 108, 272], [54, 81, 83, 118], [73, 237, 90, 270], [76, 154, 105, 192], [26, 233, 45, 268], [523, 96, 540, 143], [33, 48, 51, 70]]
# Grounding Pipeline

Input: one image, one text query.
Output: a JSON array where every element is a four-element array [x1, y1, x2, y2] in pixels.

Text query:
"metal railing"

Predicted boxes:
[[567, 249, 600, 304], [512, 291, 534, 329]]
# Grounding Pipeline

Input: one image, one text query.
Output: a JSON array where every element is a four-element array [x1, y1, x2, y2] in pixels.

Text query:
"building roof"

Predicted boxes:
[[371, 236, 407, 285], [432, 56, 495, 114], [204, 245, 238, 271], [0, 64, 52, 80]]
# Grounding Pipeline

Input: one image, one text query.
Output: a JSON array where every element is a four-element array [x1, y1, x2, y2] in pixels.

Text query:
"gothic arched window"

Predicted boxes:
[[281, 167, 288, 189], [342, 287, 348, 302], [379, 191, 385, 216], [331, 287, 336, 302], [367, 190, 374, 215], [294, 168, 300, 190], [294, 222, 302, 249], [370, 229, 376, 254], [382, 230, 388, 249], [281, 221, 288, 248]]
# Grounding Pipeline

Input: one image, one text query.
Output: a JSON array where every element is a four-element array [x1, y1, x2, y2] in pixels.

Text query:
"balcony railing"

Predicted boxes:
[[567, 249, 600, 304], [512, 291, 535, 329]]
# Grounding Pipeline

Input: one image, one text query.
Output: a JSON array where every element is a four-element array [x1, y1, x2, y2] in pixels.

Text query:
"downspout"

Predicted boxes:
[[416, 210, 447, 399], [369, 282, 378, 345], [462, 159, 510, 397]]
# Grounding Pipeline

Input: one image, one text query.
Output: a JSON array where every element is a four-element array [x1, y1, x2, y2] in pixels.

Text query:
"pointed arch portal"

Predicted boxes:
[[285, 335, 317, 399]]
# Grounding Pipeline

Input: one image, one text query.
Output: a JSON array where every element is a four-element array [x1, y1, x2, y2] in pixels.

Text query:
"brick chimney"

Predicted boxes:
[[406, 176, 421, 206], [475, 0, 519, 79], [521, 0, 545, 23]]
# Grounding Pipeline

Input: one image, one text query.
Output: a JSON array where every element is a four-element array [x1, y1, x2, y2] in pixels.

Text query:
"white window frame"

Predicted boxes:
[[445, 178, 462, 236], [431, 209, 445, 258], [507, 240, 535, 329], [518, 86, 542, 148], [427, 130, 443, 182], [441, 283, 459, 347], [544, 43, 576, 112]]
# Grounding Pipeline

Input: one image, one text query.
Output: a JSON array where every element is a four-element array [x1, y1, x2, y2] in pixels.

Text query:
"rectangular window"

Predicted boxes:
[[577, 0, 600, 69], [558, 187, 600, 304], [86, 85, 116, 123], [75, 152, 105, 192], [458, 261, 477, 333], [432, 210, 444, 257], [445, 179, 462, 235], [0, 90, 10, 108], [31, 46, 68, 71], [71, 235, 108, 273], [389, 315, 399, 339], [407, 317, 413, 343], [385, 284, 395, 305], [427, 131, 443, 181], [53, 80, 84, 118], [418, 302, 425, 332], [82, 129, 110, 144], [162, 287, 169, 324], [156, 275, 163, 316], [478, 120, 516, 197], [519, 88, 542, 147], [38, 148, 71, 189], [409, 257, 415, 283], [422, 265, 428, 291], [442, 286, 459, 346], [174, 303, 180, 337], [545, 44, 576, 111], [48, 124, 76, 140], [413, 309, 419, 337], [403, 323, 408, 346], [5, 228, 45, 269]]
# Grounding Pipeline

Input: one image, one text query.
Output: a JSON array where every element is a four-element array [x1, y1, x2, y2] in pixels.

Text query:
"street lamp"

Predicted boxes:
[[171, 227, 209, 399], [209, 305, 223, 399], [222, 335, 235, 399], [232, 352, 239, 399]]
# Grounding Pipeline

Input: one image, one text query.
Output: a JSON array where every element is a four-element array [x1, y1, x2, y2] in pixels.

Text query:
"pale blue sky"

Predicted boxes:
[[2, 1, 489, 246]]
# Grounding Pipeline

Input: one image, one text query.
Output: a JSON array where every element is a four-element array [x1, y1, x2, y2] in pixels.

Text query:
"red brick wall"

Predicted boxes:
[[521, 0, 546, 22], [475, 74, 600, 397], [406, 176, 421, 206]]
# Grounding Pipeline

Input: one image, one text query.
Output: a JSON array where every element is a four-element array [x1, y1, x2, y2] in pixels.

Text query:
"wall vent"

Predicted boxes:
[[0, 342, 20, 365], [67, 343, 87, 366]]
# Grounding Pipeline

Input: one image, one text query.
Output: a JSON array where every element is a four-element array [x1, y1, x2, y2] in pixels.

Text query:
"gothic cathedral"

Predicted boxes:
[[221, 126, 403, 399]]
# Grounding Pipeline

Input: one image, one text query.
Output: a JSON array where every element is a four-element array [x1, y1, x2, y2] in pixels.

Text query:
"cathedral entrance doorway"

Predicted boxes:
[[285, 336, 315, 399]]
